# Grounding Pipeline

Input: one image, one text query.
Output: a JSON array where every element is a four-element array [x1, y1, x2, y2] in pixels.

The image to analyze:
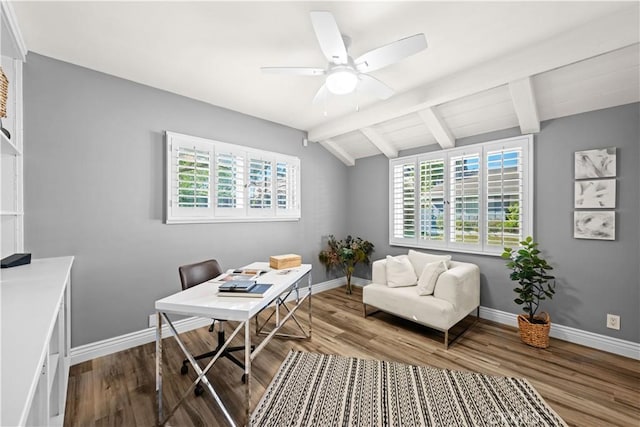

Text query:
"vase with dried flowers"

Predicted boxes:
[[319, 235, 374, 295]]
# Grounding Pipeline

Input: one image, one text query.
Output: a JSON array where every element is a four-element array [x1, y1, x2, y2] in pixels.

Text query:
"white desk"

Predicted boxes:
[[155, 262, 312, 426], [1, 256, 74, 426]]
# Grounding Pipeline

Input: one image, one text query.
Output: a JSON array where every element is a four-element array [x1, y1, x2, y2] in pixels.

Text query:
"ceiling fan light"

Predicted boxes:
[[326, 68, 358, 95]]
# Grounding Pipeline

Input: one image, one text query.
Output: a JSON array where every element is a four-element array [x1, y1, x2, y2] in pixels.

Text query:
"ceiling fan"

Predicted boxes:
[[261, 11, 428, 104]]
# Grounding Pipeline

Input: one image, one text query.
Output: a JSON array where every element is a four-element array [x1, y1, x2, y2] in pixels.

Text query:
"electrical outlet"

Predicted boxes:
[[606, 314, 620, 330], [148, 314, 157, 328]]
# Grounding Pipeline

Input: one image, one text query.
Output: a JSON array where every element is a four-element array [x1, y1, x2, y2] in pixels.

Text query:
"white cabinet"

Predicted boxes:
[[1, 257, 74, 426], [0, 0, 26, 258]]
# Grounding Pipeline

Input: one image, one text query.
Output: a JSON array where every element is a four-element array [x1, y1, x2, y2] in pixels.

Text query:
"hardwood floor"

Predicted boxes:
[[64, 287, 640, 427]]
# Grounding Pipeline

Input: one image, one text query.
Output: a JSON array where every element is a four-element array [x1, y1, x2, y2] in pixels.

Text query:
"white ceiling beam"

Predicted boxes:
[[319, 139, 355, 166], [509, 77, 540, 133], [417, 107, 455, 149], [360, 127, 398, 158], [308, 8, 639, 142]]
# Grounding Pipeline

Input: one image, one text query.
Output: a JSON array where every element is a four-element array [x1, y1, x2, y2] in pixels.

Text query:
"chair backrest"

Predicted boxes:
[[178, 259, 223, 290]]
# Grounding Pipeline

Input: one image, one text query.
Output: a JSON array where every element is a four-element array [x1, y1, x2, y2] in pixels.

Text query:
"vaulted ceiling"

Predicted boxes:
[[10, 1, 640, 165]]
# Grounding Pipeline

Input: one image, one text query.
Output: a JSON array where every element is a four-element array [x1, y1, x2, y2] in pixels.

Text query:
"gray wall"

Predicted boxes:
[[24, 53, 348, 347], [348, 103, 640, 343], [23, 52, 640, 346]]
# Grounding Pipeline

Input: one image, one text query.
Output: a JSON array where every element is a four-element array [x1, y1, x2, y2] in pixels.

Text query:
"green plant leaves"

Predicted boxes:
[[502, 236, 556, 320]]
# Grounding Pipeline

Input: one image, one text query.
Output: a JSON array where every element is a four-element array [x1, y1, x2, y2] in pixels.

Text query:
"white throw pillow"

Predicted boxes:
[[416, 260, 448, 296], [385, 255, 417, 288], [408, 249, 452, 277]]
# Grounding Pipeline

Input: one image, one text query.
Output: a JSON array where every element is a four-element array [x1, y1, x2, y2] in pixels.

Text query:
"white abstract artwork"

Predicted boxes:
[[574, 211, 615, 240], [574, 179, 616, 208], [575, 147, 616, 179]]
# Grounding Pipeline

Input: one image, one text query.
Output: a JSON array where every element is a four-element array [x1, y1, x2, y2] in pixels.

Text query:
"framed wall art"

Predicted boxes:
[[574, 179, 616, 209], [574, 147, 616, 179], [574, 211, 615, 241]]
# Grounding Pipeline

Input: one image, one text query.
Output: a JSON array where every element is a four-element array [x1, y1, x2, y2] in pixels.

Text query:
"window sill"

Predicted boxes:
[[166, 216, 300, 225], [390, 241, 504, 257]]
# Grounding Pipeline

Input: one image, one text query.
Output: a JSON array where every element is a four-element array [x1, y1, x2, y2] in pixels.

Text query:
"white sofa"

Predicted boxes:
[[362, 249, 480, 349]]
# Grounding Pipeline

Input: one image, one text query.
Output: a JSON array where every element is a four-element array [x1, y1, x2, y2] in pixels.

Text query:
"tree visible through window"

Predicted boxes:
[[419, 159, 445, 241], [166, 131, 300, 224], [389, 135, 532, 254], [177, 146, 210, 208]]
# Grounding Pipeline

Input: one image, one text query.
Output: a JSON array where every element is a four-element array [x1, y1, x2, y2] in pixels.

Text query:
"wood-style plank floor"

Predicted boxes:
[[64, 287, 640, 427]]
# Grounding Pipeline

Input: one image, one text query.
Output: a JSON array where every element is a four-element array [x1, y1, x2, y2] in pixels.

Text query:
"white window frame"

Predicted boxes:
[[389, 135, 533, 256], [166, 131, 301, 224]]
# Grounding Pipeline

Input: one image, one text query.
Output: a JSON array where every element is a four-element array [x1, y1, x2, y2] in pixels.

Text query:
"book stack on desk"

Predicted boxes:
[[218, 281, 273, 298], [218, 280, 256, 292]]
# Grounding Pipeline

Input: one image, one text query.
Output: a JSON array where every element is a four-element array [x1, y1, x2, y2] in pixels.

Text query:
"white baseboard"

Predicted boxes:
[[480, 307, 640, 360], [70, 277, 639, 364], [70, 278, 350, 365], [70, 317, 212, 366]]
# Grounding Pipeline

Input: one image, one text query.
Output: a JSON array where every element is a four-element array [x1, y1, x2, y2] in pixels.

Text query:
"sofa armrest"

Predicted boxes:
[[371, 258, 387, 285], [433, 262, 480, 312]]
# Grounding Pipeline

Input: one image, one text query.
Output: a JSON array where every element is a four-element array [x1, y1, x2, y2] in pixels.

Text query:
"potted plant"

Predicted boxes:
[[501, 236, 556, 348], [319, 235, 374, 295]]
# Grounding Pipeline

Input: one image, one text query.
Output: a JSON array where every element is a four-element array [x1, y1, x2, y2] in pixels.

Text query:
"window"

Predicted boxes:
[[166, 132, 300, 223], [389, 135, 532, 255]]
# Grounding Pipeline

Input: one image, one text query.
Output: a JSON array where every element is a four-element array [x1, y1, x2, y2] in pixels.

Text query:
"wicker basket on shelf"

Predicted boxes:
[[0, 67, 8, 118], [517, 312, 550, 348]]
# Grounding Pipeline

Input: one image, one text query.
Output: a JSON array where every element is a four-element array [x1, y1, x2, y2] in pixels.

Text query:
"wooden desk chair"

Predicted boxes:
[[178, 259, 248, 395]]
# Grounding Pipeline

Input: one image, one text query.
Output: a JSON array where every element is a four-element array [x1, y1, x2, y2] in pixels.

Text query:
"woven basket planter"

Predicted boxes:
[[0, 67, 8, 118], [517, 312, 550, 348]]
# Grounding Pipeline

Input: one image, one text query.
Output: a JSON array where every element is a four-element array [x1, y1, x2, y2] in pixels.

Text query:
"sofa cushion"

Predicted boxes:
[[363, 283, 456, 330], [385, 255, 417, 288], [408, 249, 452, 277], [417, 260, 448, 296]]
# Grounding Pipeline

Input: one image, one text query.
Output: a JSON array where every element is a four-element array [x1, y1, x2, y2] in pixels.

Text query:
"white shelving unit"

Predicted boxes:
[[1, 257, 74, 426], [0, 0, 26, 258]]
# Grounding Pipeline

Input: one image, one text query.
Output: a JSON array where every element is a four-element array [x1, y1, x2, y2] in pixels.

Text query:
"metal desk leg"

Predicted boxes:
[[158, 312, 240, 427], [254, 273, 313, 340], [308, 272, 312, 338], [245, 320, 252, 425], [156, 311, 163, 425]]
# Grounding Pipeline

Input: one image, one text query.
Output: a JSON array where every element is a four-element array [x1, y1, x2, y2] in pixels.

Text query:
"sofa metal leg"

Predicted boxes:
[[443, 308, 480, 350], [363, 304, 382, 318]]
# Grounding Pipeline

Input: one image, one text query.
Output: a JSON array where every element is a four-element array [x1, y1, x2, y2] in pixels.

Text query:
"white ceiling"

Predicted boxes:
[[10, 1, 640, 164]]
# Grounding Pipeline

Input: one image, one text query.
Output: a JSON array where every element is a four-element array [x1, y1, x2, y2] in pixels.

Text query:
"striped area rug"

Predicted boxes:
[[250, 351, 567, 427]]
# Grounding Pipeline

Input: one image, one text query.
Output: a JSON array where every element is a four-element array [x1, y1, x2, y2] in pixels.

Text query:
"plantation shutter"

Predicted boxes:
[[449, 150, 481, 249], [389, 135, 532, 254], [390, 158, 417, 244], [247, 154, 274, 216], [167, 133, 214, 222], [166, 132, 301, 223], [214, 146, 245, 217], [485, 142, 528, 252], [276, 158, 301, 217], [418, 157, 446, 244]]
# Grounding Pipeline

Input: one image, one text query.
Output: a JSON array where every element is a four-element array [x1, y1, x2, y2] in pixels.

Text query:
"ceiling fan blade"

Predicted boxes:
[[358, 74, 395, 100], [261, 67, 325, 76], [355, 33, 427, 73], [310, 11, 348, 64], [312, 84, 329, 104]]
